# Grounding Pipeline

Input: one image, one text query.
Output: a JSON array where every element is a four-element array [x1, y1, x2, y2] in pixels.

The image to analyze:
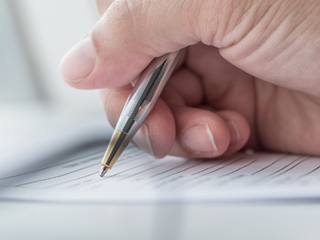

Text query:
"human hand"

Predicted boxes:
[[60, 0, 320, 158]]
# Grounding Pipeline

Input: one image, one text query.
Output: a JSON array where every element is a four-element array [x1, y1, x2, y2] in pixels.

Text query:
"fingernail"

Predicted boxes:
[[132, 124, 155, 157], [227, 120, 240, 145], [60, 36, 96, 82], [182, 124, 218, 154]]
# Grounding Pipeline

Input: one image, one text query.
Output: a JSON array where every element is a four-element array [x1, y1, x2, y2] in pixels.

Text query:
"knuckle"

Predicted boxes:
[[195, 0, 270, 48], [90, 0, 138, 53], [195, 0, 241, 47]]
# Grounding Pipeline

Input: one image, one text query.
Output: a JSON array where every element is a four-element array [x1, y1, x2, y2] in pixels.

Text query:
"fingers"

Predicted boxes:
[[100, 71, 250, 159], [171, 108, 250, 158], [60, 0, 259, 90], [89, 0, 320, 97], [166, 67, 203, 107], [186, 43, 260, 148], [62, 0, 261, 159], [60, 0, 198, 89], [215, 110, 250, 155], [161, 86, 250, 158], [168, 106, 231, 158]]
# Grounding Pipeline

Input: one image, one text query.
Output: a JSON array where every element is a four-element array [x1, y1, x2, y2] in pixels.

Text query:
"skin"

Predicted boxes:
[[61, 0, 320, 159]]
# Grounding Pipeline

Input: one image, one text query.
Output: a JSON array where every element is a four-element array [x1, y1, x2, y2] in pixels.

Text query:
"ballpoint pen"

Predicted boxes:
[[99, 50, 183, 177]]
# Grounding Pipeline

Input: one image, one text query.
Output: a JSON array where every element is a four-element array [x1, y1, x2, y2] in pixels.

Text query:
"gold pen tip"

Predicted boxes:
[[99, 166, 108, 177]]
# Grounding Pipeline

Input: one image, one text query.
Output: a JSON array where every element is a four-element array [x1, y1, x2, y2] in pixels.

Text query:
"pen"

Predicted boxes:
[[99, 50, 183, 177]]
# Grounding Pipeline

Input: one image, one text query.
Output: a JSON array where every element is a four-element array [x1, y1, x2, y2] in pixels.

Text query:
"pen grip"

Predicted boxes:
[[115, 50, 182, 138]]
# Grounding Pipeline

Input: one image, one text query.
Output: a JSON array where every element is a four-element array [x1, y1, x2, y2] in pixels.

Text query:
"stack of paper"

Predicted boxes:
[[1, 137, 320, 203]]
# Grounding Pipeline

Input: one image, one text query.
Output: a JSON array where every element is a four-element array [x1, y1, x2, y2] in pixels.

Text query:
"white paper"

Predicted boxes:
[[1, 139, 320, 203]]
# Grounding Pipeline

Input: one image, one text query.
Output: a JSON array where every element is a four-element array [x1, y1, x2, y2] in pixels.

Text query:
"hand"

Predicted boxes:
[[60, 0, 320, 158]]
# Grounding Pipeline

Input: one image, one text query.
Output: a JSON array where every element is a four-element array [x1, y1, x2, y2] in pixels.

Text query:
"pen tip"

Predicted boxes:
[[99, 166, 108, 177]]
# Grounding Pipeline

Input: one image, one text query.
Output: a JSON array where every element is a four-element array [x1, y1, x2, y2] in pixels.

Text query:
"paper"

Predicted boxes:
[[1, 137, 320, 203]]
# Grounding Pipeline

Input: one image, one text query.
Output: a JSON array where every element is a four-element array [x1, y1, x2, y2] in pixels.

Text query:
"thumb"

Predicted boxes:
[[60, 0, 260, 89]]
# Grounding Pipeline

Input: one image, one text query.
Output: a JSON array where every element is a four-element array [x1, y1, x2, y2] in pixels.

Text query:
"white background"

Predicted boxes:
[[0, 0, 110, 158]]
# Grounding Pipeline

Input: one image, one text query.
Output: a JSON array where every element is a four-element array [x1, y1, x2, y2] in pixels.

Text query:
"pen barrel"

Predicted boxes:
[[115, 50, 182, 138]]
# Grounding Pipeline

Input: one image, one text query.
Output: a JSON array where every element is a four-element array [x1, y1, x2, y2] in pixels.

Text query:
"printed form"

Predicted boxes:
[[1, 142, 320, 203]]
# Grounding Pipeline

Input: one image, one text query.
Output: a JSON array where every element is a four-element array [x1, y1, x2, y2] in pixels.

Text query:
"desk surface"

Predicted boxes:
[[1, 201, 320, 240]]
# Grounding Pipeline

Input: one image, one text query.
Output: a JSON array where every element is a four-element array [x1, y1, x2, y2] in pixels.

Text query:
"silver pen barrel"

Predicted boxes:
[[100, 50, 182, 175], [115, 50, 182, 137]]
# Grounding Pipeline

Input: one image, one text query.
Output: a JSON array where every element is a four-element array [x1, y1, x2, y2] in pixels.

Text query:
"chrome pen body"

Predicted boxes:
[[100, 50, 182, 176]]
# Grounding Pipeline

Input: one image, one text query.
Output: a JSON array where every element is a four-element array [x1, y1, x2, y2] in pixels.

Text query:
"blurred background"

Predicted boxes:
[[0, 0, 109, 157]]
